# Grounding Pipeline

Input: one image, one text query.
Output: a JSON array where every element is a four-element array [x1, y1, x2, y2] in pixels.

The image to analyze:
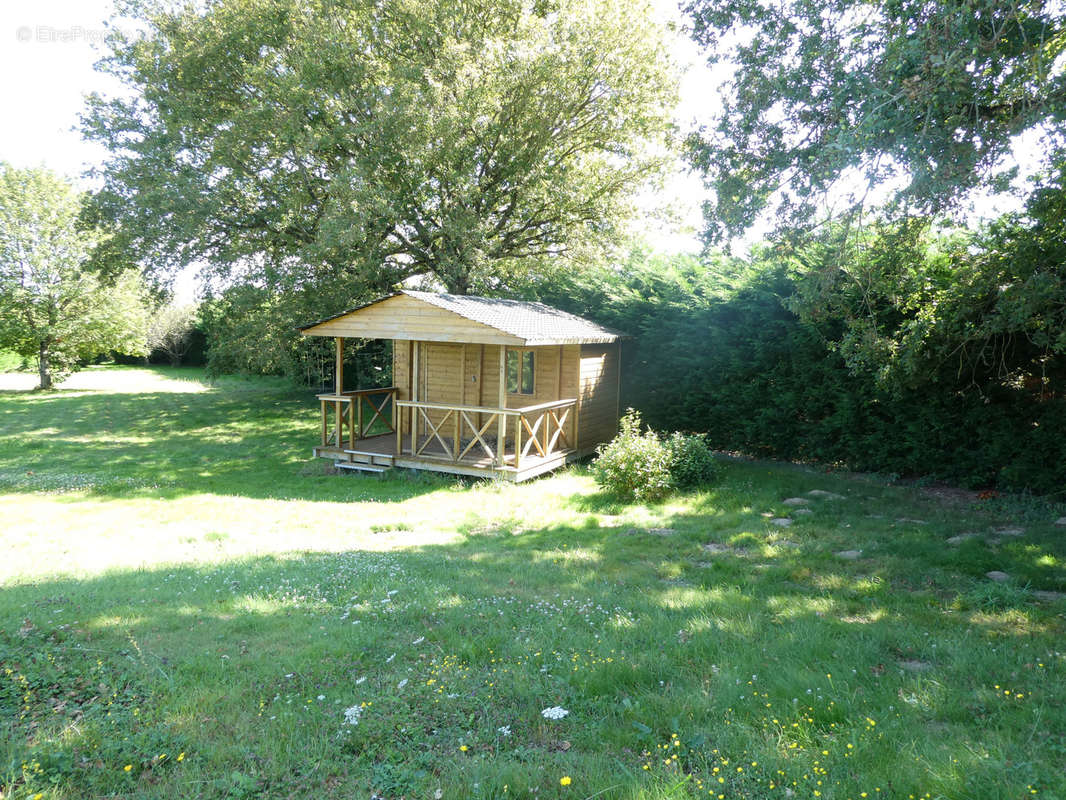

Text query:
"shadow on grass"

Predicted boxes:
[[3, 504, 1065, 798], [0, 385, 454, 503]]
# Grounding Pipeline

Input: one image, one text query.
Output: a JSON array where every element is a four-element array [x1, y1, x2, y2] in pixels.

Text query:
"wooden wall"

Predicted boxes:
[[392, 341, 586, 444], [577, 342, 621, 452]]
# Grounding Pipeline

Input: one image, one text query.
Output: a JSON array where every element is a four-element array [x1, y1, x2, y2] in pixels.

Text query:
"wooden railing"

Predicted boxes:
[[394, 398, 576, 469], [317, 387, 397, 449], [513, 398, 575, 468]]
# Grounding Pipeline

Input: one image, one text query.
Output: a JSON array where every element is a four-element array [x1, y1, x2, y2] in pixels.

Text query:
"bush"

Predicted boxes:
[[593, 411, 721, 501], [665, 432, 720, 489], [593, 409, 672, 502]]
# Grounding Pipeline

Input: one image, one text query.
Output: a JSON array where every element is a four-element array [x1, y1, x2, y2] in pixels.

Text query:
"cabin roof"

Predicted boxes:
[[298, 290, 628, 346]]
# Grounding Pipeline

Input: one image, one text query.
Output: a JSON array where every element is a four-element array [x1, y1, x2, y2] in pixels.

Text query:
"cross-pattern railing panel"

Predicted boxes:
[[393, 398, 576, 469], [316, 387, 396, 448]]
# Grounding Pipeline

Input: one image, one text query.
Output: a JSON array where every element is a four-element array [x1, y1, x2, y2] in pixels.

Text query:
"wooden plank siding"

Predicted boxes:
[[392, 341, 582, 448], [577, 342, 621, 454]]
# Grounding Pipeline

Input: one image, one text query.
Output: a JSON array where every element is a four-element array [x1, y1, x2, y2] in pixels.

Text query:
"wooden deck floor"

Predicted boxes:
[[314, 433, 577, 481]]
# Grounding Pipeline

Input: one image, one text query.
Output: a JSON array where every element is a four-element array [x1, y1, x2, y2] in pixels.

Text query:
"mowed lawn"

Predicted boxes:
[[1, 367, 1064, 800]]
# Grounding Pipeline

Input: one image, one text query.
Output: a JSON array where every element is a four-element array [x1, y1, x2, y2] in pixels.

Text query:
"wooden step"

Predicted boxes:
[[343, 449, 395, 464], [334, 461, 389, 473]]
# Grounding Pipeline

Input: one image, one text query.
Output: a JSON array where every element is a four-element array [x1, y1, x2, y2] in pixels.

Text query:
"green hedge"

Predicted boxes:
[[530, 247, 1065, 496]]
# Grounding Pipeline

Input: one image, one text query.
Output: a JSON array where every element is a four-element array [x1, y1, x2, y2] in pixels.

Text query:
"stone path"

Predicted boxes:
[[808, 490, 845, 500]]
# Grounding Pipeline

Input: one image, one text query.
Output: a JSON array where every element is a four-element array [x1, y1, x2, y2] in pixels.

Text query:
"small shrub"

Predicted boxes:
[[665, 432, 720, 489], [593, 409, 672, 502]]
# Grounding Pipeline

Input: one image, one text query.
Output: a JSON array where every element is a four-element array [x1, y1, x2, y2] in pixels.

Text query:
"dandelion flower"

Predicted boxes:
[[460, 745, 469, 752], [123, 764, 132, 772], [541, 706, 569, 720], [560, 776, 572, 786]]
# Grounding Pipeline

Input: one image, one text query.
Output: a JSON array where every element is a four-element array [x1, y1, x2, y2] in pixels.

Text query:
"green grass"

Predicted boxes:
[[1, 366, 1064, 800]]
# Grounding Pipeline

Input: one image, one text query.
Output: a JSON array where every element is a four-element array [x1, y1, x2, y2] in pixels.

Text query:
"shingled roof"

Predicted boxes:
[[299, 290, 627, 346]]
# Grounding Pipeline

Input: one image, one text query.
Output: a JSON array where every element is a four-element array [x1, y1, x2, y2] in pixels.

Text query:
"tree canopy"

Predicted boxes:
[[0, 165, 150, 389], [684, 0, 1066, 240], [83, 0, 679, 297]]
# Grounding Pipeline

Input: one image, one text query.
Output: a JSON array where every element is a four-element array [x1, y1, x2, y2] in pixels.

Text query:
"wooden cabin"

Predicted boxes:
[[299, 291, 626, 481]]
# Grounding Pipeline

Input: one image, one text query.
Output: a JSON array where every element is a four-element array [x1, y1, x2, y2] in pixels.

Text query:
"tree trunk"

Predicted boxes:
[[38, 340, 53, 390]]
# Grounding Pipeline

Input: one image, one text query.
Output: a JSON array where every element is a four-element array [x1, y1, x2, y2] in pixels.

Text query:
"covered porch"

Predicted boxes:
[[299, 291, 624, 482], [312, 385, 577, 481]]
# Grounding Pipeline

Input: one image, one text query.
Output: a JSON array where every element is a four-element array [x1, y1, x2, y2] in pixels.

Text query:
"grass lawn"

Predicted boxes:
[[1, 366, 1064, 800]]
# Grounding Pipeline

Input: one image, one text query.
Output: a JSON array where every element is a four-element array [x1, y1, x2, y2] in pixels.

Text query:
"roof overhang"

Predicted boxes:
[[299, 291, 626, 346]]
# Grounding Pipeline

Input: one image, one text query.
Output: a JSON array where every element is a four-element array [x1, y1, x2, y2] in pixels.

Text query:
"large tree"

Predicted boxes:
[[0, 165, 151, 389], [684, 0, 1066, 241], [83, 0, 679, 297]]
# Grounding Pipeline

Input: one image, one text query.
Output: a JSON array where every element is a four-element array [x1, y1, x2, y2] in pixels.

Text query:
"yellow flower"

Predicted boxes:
[[460, 745, 468, 752], [177, 752, 185, 762], [123, 764, 132, 772], [560, 776, 572, 786]]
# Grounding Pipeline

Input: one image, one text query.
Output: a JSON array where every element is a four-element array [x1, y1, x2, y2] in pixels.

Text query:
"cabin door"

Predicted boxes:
[[419, 344, 465, 435]]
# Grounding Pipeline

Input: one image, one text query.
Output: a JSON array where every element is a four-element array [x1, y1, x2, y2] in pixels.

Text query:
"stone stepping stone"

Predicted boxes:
[[770, 518, 793, 527], [793, 508, 813, 515], [648, 528, 676, 536], [772, 540, 800, 549], [946, 533, 980, 545], [1055, 517, 1066, 527], [835, 549, 862, 560], [899, 660, 933, 673], [1033, 590, 1066, 602], [991, 526, 1025, 537], [896, 518, 928, 525], [701, 542, 731, 554], [782, 497, 810, 506], [985, 570, 1010, 582], [808, 490, 844, 500]]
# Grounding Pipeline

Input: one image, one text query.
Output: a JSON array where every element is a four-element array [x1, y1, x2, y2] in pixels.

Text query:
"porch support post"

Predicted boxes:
[[334, 337, 344, 447], [335, 337, 344, 394], [497, 345, 507, 467], [411, 341, 420, 456]]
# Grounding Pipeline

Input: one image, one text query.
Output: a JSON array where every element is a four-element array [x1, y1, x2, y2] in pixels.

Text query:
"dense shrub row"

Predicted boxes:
[[533, 235, 1066, 496]]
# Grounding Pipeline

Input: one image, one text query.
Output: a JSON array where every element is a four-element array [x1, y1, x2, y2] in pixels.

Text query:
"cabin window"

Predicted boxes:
[[506, 349, 535, 395]]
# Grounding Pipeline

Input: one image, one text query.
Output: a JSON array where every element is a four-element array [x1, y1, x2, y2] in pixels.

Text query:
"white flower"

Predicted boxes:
[[317, 694, 326, 700], [355, 676, 367, 685], [385, 653, 396, 663], [412, 636, 425, 645], [497, 725, 512, 736], [343, 705, 362, 726], [541, 706, 569, 720], [397, 679, 408, 690]]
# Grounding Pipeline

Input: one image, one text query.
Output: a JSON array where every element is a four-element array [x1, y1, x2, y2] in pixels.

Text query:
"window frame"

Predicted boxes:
[[505, 348, 536, 396]]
